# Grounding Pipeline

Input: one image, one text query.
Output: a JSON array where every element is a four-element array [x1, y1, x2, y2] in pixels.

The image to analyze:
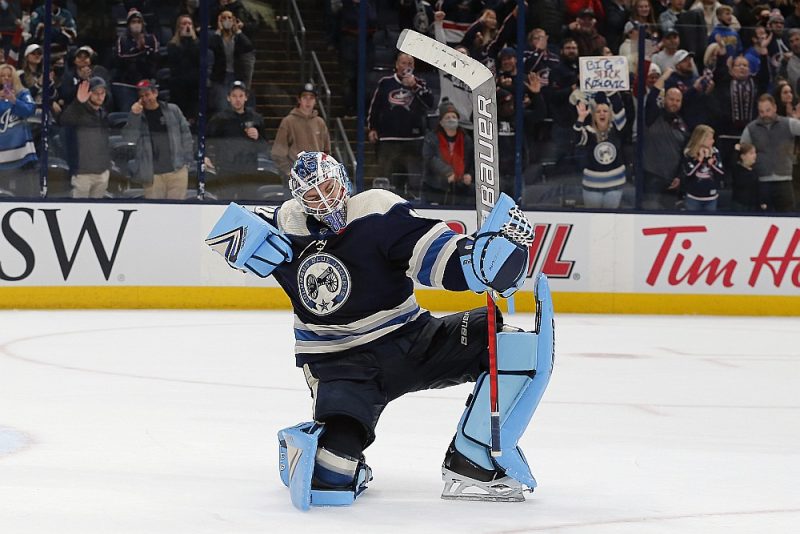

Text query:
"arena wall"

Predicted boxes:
[[0, 202, 798, 315]]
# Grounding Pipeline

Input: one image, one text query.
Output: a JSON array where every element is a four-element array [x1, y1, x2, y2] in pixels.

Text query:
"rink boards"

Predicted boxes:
[[0, 202, 798, 315]]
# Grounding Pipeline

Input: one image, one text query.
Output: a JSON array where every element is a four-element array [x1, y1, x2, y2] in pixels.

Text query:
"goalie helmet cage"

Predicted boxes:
[[397, 29, 503, 456]]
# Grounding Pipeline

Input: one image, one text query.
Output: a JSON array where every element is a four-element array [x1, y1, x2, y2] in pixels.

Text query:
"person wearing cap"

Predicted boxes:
[[209, 9, 255, 113], [60, 77, 112, 199], [59, 45, 112, 109], [643, 68, 689, 209], [122, 79, 193, 200], [652, 28, 697, 74], [495, 47, 518, 91], [0, 63, 37, 197], [18, 44, 49, 108], [421, 100, 474, 205], [207, 81, 268, 199], [664, 49, 714, 128], [566, 8, 607, 56], [618, 21, 643, 74], [367, 52, 434, 193], [115, 9, 159, 88], [766, 10, 790, 76], [29, 0, 77, 49], [271, 82, 331, 181]]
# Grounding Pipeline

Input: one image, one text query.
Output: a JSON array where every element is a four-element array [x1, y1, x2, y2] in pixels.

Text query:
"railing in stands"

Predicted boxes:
[[309, 51, 331, 122], [333, 118, 357, 186], [285, 0, 307, 82]]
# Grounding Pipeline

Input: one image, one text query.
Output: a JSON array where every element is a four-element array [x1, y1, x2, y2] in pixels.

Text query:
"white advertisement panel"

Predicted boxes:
[[0, 203, 798, 298]]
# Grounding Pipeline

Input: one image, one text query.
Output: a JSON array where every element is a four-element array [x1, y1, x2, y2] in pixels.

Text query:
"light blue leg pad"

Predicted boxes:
[[277, 422, 372, 511], [453, 274, 555, 488]]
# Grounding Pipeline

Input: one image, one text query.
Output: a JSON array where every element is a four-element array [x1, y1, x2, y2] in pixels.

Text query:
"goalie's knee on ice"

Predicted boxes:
[[278, 421, 372, 511]]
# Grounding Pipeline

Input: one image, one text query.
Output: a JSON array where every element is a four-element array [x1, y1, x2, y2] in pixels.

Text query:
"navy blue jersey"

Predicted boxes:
[[260, 189, 469, 364]]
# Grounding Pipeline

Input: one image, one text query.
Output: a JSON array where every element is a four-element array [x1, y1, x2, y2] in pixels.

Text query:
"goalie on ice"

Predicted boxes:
[[205, 151, 554, 510]]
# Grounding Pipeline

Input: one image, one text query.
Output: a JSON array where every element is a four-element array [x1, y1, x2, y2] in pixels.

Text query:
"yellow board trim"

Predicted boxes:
[[1, 287, 799, 315]]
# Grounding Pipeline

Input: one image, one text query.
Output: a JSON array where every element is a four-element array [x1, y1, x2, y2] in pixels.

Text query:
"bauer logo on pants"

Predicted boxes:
[[297, 253, 351, 315]]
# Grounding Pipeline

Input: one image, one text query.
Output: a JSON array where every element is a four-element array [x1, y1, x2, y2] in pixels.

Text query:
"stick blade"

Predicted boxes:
[[396, 29, 493, 90]]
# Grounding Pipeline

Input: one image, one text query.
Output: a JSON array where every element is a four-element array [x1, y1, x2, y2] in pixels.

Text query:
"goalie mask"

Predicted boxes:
[[289, 152, 352, 233]]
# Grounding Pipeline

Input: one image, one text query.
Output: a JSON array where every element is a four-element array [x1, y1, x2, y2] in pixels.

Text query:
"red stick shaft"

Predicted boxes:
[[486, 294, 501, 456]]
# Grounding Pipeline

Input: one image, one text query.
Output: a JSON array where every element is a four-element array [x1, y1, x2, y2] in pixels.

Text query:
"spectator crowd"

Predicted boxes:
[[0, 0, 799, 213], [348, 0, 800, 212], [0, 0, 274, 201]]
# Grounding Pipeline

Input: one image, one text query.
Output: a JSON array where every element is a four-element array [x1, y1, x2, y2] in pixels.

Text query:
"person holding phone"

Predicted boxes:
[[0, 64, 37, 197], [122, 79, 193, 200], [366, 52, 434, 195], [167, 15, 205, 124]]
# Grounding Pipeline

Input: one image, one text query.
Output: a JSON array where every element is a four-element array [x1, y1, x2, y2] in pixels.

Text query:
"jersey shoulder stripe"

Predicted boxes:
[[346, 189, 410, 225]]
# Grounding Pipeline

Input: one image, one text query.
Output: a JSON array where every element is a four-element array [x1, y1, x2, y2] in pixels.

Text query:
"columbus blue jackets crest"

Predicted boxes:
[[297, 252, 351, 315]]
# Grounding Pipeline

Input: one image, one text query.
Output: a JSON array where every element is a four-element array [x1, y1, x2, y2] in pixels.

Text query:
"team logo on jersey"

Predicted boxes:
[[388, 88, 415, 109], [297, 252, 351, 315], [594, 141, 617, 165]]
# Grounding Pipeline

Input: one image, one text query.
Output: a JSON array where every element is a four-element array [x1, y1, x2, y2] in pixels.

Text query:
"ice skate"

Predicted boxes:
[[440, 443, 529, 502]]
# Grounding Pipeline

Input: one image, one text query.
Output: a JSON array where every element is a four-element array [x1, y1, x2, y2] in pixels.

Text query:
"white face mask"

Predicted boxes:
[[0, 1, 9, 10], [129, 22, 142, 34], [222, 20, 234, 30], [441, 117, 459, 130]]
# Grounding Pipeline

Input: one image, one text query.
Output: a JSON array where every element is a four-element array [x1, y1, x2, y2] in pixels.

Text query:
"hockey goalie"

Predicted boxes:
[[206, 150, 555, 510]]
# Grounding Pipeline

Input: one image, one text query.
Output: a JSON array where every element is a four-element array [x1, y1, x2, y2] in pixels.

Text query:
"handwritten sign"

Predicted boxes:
[[579, 56, 630, 92]]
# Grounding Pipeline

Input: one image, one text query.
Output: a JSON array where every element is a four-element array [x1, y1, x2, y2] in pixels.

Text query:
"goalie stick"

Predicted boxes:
[[397, 29, 503, 457]]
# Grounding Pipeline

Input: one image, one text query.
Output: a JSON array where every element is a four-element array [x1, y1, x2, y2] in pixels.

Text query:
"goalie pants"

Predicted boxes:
[[302, 307, 501, 455]]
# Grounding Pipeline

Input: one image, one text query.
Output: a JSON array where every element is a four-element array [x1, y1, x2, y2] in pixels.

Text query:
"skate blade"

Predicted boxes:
[[441, 469, 528, 502], [441, 492, 525, 502]]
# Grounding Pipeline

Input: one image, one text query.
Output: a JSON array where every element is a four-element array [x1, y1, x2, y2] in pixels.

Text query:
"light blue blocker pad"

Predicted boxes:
[[453, 273, 555, 488], [205, 203, 292, 277], [278, 422, 369, 510]]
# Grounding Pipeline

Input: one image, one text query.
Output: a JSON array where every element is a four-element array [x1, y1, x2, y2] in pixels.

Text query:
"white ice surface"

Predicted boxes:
[[1, 310, 799, 533]]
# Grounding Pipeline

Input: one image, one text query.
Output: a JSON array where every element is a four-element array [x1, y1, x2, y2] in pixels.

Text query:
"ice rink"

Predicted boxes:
[[1, 308, 798, 533]]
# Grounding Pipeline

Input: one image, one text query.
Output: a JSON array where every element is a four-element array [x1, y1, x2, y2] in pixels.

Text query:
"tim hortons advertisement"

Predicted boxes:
[[633, 216, 800, 295], [423, 210, 800, 296]]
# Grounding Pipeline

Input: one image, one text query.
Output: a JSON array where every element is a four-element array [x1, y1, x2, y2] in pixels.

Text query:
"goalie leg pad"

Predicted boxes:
[[277, 422, 372, 511], [206, 202, 293, 278], [447, 274, 554, 490]]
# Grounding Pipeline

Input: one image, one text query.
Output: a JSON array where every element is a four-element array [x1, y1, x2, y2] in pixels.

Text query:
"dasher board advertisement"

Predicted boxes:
[[0, 203, 797, 313]]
